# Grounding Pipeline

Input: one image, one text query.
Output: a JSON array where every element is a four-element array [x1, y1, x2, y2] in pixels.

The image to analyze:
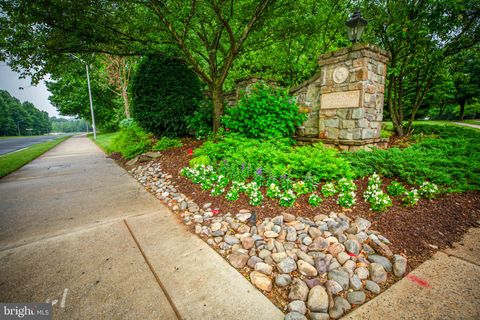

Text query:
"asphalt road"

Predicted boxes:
[[0, 135, 67, 155]]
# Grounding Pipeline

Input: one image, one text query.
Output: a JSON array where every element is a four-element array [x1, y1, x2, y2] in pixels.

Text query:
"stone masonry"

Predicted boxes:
[[292, 43, 390, 150]]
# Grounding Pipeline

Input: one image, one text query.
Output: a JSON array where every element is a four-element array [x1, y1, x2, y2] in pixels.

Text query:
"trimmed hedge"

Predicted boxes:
[[130, 55, 202, 137]]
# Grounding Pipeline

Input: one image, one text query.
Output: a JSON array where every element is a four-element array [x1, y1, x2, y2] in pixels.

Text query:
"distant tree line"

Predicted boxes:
[[50, 117, 90, 133], [0, 89, 51, 136]]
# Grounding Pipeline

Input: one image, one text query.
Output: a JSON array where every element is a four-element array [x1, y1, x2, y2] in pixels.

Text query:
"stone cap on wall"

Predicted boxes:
[[318, 43, 390, 66]]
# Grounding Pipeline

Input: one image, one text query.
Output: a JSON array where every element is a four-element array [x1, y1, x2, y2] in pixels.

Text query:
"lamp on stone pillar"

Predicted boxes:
[[345, 10, 368, 43]]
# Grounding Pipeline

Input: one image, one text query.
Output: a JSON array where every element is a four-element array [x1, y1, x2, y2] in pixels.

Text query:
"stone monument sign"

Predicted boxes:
[[292, 43, 390, 150]]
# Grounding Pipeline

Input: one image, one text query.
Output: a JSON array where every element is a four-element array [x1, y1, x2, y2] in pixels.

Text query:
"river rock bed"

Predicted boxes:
[[131, 161, 407, 319]]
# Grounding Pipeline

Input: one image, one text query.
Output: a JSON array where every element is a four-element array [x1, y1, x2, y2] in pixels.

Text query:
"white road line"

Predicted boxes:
[[60, 288, 68, 308]]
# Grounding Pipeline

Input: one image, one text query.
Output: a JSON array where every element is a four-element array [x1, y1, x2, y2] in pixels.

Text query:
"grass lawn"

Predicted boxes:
[[461, 119, 480, 125], [88, 132, 119, 154], [0, 135, 71, 178]]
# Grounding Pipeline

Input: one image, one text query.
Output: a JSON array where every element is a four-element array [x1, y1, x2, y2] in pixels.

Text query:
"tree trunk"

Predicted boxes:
[[122, 84, 130, 118], [459, 100, 466, 121], [211, 84, 224, 132]]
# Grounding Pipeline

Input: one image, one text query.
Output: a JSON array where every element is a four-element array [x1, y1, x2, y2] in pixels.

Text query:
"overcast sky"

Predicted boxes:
[[0, 63, 60, 117]]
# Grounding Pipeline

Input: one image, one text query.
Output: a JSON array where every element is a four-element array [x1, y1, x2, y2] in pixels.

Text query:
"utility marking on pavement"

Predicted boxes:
[[60, 288, 69, 308], [406, 274, 432, 288], [123, 219, 183, 320]]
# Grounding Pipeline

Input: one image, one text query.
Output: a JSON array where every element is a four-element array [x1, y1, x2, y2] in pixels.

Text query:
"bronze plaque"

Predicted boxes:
[[320, 90, 361, 109]]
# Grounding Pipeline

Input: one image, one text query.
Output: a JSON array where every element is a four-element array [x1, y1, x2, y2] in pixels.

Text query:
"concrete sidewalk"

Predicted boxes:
[[0, 136, 283, 319], [453, 122, 480, 129], [343, 228, 480, 320]]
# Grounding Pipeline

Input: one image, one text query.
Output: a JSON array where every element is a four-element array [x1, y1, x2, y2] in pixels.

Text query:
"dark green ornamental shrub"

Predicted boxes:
[[222, 82, 307, 139], [130, 54, 203, 137]]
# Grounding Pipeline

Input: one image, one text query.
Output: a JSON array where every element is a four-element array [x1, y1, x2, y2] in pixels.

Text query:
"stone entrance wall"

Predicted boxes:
[[292, 44, 390, 150], [224, 44, 390, 151]]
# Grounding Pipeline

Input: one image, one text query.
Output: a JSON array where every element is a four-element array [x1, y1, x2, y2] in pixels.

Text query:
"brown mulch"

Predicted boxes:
[[114, 139, 480, 270]]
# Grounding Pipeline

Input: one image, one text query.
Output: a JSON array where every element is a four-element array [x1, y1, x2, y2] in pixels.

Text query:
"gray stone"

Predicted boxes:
[[308, 227, 323, 239], [255, 262, 273, 275], [329, 296, 351, 319], [298, 260, 318, 277], [275, 274, 292, 287], [236, 212, 251, 222], [325, 118, 339, 127], [241, 237, 254, 250], [325, 280, 343, 295], [271, 224, 282, 234], [278, 257, 298, 274], [315, 258, 329, 275], [393, 254, 407, 277], [282, 212, 296, 222], [365, 280, 381, 294], [370, 263, 387, 284], [350, 274, 363, 290], [307, 286, 329, 312], [227, 252, 249, 269], [351, 108, 365, 119], [288, 300, 307, 315], [290, 221, 306, 231], [309, 237, 329, 251], [304, 278, 322, 289], [284, 312, 307, 320], [355, 266, 369, 280], [297, 251, 315, 266], [258, 249, 272, 259], [274, 240, 285, 253], [309, 313, 330, 320], [272, 252, 288, 263], [211, 229, 225, 237], [286, 226, 297, 242], [328, 269, 350, 290], [302, 236, 313, 246], [247, 256, 263, 269], [224, 234, 240, 245], [272, 215, 284, 225], [250, 271, 272, 292], [264, 230, 279, 238], [210, 222, 222, 232], [337, 251, 350, 265], [288, 279, 309, 301], [344, 239, 361, 255], [347, 291, 366, 305], [368, 254, 392, 272]]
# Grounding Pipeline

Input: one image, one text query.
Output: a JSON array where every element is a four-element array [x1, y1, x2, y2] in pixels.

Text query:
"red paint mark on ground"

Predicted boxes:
[[406, 274, 432, 288], [212, 209, 220, 215], [347, 253, 357, 257]]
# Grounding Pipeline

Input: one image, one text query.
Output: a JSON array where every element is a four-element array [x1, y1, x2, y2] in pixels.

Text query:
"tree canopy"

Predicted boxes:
[[1, 0, 479, 136], [0, 90, 51, 136]]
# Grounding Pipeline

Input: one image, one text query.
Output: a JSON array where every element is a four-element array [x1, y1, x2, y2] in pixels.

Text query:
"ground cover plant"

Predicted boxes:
[[344, 125, 480, 192]]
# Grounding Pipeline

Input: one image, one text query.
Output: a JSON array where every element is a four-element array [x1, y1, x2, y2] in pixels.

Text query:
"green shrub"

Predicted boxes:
[[186, 99, 213, 139], [308, 193, 323, 207], [112, 120, 152, 159], [192, 135, 352, 182], [343, 125, 480, 192], [130, 55, 202, 137], [222, 82, 307, 139], [153, 137, 183, 151], [387, 181, 407, 196]]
